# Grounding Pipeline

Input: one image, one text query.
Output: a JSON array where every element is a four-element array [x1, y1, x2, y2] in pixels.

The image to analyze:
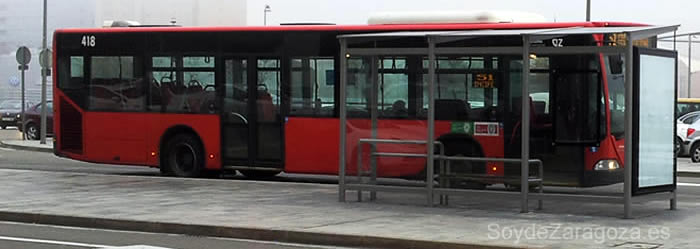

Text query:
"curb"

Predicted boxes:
[[678, 171, 700, 178], [0, 211, 523, 249], [0, 140, 53, 153]]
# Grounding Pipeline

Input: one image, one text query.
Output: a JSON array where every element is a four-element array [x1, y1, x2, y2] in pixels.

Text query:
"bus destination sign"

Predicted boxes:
[[606, 33, 651, 48], [473, 73, 496, 89]]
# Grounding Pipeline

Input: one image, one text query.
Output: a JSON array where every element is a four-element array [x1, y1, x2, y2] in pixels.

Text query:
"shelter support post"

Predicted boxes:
[[426, 37, 436, 206], [370, 56, 379, 201], [339, 38, 348, 202], [671, 190, 677, 210], [689, 35, 693, 98], [624, 33, 634, 219], [520, 35, 531, 213]]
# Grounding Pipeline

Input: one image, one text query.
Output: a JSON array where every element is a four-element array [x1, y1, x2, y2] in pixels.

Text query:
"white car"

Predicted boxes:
[[677, 111, 700, 157]]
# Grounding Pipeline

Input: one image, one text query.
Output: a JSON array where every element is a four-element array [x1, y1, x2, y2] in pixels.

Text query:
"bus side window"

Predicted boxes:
[[88, 56, 144, 112], [257, 59, 281, 121], [290, 57, 334, 117]]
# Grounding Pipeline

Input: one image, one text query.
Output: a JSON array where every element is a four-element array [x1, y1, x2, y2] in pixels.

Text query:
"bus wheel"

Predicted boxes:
[[240, 170, 281, 178], [162, 134, 204, 177], [439, 139, 487, 190]]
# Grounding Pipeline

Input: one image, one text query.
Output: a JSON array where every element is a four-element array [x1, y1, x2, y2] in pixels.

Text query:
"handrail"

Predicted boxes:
[[350, 137, 544, 211]]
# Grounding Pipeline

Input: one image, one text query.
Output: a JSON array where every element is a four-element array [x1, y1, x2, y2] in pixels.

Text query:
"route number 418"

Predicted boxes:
[[81, 35, 96, 47]]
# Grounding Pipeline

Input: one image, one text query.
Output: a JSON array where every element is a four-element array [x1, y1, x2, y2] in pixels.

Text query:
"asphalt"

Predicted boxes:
[[0, 133, 699, 249], [0, 221, 359, 249]]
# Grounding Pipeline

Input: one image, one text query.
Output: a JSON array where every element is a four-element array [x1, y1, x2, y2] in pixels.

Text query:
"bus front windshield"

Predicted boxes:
[[607, 56, 625, 138]]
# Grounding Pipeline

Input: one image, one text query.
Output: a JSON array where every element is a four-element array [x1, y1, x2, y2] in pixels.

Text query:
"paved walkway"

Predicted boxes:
[[0, 168, 696, 249], [678, 158, 700, 176], [0, 138, 53, 152]]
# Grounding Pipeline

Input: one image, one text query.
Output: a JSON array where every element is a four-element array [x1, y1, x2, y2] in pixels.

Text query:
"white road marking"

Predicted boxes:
[[0, 235, 110, 248], [100, 246, 172, 249], [0, 148, 15, 151], [678, 182, 700, 187]]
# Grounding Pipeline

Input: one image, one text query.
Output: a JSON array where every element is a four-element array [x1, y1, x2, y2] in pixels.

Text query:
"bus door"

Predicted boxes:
[[222, 58, 251, 165], [506, 56, 602, 186], [548, 67, 602, 185], [221, 57, 284, 168], [252, 58, 284, 166]]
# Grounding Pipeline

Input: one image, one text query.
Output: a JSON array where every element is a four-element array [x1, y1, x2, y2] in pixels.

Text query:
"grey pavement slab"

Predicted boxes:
[[0, 138, 53, 152], [0, 169, 696, 249]]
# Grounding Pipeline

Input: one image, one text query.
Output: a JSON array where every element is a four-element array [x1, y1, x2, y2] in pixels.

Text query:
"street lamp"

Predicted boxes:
[[586, 0, 591, 21], [689, 34, 695, 97], [264, 5, 271, 26], [40, 0, 48, 144]]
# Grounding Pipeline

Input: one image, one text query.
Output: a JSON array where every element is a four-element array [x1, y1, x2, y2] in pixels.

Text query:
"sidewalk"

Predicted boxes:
[[678, 158, 700, 177], [0, 138, 53, 153], [0, 167, 697, 249]]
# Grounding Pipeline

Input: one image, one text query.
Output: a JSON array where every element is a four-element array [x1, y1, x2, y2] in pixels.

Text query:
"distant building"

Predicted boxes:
[[95, 0, 247, 27]]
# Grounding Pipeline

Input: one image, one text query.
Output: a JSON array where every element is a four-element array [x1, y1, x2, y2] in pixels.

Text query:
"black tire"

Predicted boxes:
[[161, 134, 204, 177], [439, 139, 487, 189], [675, 137, 682, 157], [1, 126, 5, 129], [25, 123, 39, 140], [692, 143, 700, 163], [240, 170, 282, 178]]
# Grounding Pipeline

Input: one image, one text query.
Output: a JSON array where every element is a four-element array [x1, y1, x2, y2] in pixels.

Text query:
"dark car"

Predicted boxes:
[[17, 101, 53, 140], [0, 100, 34, 129]]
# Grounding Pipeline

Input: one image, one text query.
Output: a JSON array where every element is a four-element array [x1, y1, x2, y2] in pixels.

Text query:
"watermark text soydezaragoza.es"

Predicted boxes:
[[487, 223, 670, 244]]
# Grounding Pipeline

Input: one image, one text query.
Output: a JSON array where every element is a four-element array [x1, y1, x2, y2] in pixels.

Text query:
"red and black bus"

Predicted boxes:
[[53, 20, 646, 187]]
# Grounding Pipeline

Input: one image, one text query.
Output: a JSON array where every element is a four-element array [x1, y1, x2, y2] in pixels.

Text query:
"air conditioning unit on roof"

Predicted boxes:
[[103, 20, 141, 28], [368, 10, 547, 25]]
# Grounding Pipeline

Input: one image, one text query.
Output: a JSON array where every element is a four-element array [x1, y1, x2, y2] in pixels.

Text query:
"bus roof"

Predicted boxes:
[[678, 98, 700, 103], [55, 21, 646, 34]]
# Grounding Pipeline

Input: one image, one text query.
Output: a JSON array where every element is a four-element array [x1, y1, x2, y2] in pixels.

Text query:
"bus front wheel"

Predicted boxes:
[[161, 134, 204, 178]]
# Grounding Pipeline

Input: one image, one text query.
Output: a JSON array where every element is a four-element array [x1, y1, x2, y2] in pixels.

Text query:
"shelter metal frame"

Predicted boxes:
[[337, 25, 679, 218]]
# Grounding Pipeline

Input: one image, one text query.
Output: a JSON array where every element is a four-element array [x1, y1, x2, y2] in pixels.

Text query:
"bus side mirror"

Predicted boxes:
[[609, 55, 623, 75]]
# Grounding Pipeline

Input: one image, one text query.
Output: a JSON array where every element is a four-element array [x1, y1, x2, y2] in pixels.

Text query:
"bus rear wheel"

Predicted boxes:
[[438, 139, 487, 190], [161, 134, 204, 178]]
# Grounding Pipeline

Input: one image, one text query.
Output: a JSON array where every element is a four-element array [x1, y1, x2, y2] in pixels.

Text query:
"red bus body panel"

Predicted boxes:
[[285, 117, 504, 177], [55, 91, 221, 169]]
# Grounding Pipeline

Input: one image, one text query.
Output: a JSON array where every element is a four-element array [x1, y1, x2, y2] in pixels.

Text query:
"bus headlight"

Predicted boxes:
[[594, 160, 620, 171]]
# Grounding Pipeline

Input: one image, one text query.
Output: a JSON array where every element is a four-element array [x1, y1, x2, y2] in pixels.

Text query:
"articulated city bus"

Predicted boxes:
[[53, 16, 648, 187]]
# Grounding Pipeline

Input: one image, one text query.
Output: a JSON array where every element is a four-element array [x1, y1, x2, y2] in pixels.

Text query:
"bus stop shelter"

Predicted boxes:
[[337, 25, 679, 218]]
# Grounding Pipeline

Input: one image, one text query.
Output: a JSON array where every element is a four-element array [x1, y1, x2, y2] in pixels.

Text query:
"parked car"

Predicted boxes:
[[677, 111, 700, 157], [0, 100, 34, 129], [17, 101, 53, 140]]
